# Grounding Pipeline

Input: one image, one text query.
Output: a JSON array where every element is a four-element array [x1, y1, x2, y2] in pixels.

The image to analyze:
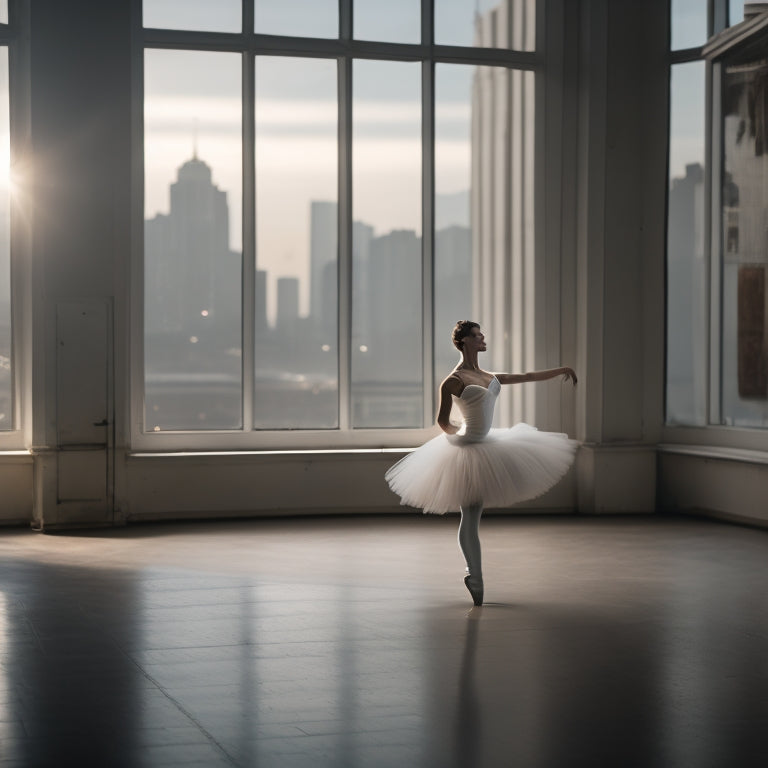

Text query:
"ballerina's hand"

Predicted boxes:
[[562, 367, 577, 385]]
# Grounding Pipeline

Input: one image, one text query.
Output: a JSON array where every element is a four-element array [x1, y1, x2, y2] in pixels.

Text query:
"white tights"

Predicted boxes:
[[458, 503, 484, 585]]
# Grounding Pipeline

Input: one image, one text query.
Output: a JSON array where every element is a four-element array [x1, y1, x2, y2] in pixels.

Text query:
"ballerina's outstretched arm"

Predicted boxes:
[[495, 366, 577, 386]]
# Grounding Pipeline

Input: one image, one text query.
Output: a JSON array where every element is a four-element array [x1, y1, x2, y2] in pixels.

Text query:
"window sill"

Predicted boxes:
[[129, 427, 441, 453], [0, 450, 33, 463], [658, 442, 768, 466], [128, 447, 414, 460], [661, 424, 768, 454]]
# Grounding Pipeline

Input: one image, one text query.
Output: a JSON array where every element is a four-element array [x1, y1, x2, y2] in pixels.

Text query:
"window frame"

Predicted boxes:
[[662, 0, 768, 450], [131, 0, 543, 451], [0, 0, 30, 451]]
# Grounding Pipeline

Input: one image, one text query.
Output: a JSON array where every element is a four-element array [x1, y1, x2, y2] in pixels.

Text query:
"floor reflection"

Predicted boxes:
[[455, 610, 481, 768], [0, 516, 766, 766], [3, 562, 144, 767]]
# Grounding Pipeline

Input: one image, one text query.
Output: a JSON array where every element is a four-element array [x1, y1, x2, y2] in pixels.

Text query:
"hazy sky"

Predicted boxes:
[[143, 1, 539, 317], [145, 0, 747, 316], [668, 0, 745, 181], [144, 50, 479, 317], [143, 0, 508, 44], [669, 61, 705, 181]]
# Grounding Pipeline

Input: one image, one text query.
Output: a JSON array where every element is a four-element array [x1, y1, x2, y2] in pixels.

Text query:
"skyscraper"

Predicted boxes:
[[145, 155, 234, 335], [309, 201, 336, 327], [144, 155, 242, 430], [276, 276, 300, 332], [471, 0, 536, 425]]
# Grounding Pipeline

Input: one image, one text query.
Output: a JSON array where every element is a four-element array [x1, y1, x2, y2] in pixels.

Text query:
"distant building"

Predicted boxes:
[[309, 201, 336, 328], [255, 269, 268, 332], [471, 0, 537, 425], [145, 155, 238, 336], [276, 276, 300, 331], [143, 154, 241, 430], [434, 224, 473, 377], [309, 201, 374, 338], [354, 228, 422, 385], [666, 162, 706, 422]]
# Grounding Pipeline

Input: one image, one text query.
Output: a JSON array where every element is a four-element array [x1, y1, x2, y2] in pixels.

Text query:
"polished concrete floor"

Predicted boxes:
[[1, 514, 767, 768]]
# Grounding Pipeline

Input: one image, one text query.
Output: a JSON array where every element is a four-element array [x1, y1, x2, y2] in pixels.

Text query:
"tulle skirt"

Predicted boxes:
[[385, 423, 578, 514]]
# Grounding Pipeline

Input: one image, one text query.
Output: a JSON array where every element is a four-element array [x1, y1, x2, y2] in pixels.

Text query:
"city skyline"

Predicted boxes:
[[146, 149, 471, 325], [144, 53, 478, 316], [142, 0, 534, 430], [143, 151, 473, 430]]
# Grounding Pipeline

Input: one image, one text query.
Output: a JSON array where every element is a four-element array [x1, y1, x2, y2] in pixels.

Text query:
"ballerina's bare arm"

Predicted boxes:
[[495, 367, 577, 385], [436, 375, 464, 434]]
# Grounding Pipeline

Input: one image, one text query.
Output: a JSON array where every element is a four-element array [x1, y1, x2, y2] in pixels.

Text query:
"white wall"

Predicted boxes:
[[659, 448, 768, 528]]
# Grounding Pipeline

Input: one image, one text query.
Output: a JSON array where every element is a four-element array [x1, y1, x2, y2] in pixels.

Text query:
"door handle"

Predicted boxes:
[[93, 419, 109, 427]]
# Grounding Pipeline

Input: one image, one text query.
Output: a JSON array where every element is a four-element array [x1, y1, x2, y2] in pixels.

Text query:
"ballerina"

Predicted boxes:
[[385, 320, 578, 606]]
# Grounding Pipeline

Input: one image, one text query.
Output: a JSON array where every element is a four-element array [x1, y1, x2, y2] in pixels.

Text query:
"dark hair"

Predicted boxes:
[[452, 320, 480, 350]]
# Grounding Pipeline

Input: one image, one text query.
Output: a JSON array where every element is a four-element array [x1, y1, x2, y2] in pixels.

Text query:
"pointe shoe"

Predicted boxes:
[[464, 575, 484, 606]]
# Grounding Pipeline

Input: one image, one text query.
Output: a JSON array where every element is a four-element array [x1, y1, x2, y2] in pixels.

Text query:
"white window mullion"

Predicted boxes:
[[338, 0, 352, 431], [241, 45, 255, 433], [708, 57, 722, 426], [421, 56, 435, 428]]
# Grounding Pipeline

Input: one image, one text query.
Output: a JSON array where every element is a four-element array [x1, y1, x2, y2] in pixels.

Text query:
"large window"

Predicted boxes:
[[666, 0, 768, 432], [666, 59, 707, 425], [720, 24, 768, 426], [139, 0, 539, 447], [666, 1, 710, 427]]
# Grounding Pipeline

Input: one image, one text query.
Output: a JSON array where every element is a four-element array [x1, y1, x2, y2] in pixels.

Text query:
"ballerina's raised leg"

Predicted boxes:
[[458, 502, 484, 605]]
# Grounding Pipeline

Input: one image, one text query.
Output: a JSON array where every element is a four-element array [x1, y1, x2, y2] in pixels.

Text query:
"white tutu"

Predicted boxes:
[[385, 376, 577, 514], [385, 422, 577, 514]]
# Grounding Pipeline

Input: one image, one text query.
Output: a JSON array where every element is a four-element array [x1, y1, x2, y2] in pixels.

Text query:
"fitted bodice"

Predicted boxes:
[[450, 376, 500, 443]]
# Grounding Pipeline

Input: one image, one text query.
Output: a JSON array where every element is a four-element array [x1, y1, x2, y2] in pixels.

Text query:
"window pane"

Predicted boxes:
[[440, 64, 534, 426], [666, 62, 706, 425], [729, 0, 744, 26], [143, 0, 240, 32], [354, 0, 420, 43], [671, 0, 708, 50], [254, 57, 338, 429], [352, 60, 422, 428], [434, 64, 473, 392], [144, 50, 242, 431], [435, 0, 536, 52], [721, 57, 768, 427], [0, 49, 10, 430], [0, 3, 7, 25], [255, 0, 338, 38]]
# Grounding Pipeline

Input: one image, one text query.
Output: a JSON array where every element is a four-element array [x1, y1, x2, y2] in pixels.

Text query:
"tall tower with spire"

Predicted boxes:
[[145, 155, 231, 334]]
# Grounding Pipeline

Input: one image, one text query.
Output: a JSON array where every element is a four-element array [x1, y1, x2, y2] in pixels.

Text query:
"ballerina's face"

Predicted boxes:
[[463, 327, 487, 353]]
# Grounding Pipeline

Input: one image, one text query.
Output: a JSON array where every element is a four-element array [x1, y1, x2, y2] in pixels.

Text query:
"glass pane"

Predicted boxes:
[[0, 49, 10, 430], [143, 0, 240, 32], [434, 64, 474, 392], [254, 57, 338, 429], [666, 62, 706, 426], [352, 60, 422, 428], [354, 0, 420, 43], [729, 0, 744, 26], [721, 57, 768, 427], [436, 64, 535, 426], [435, 0, 536, 51], [144, 50, 242, 431], [671, 0, 708, 50], [0, 2, 7, 25], [255, 0, 337, 38]]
